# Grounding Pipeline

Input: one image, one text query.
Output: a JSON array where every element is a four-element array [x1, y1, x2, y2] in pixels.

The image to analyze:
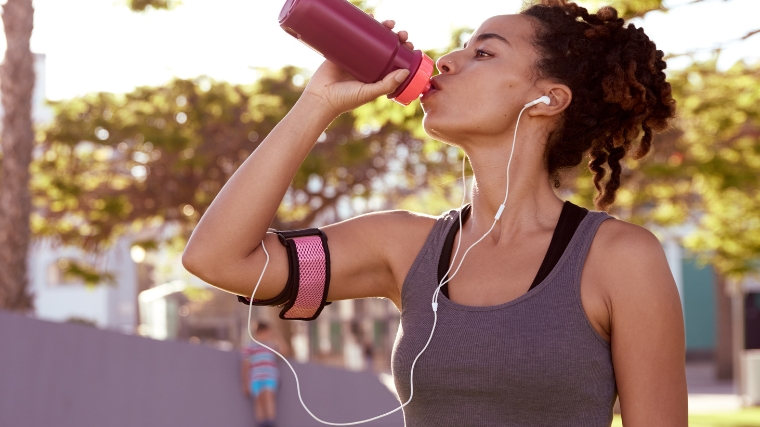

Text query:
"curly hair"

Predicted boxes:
[[521, 0, 676, 210]]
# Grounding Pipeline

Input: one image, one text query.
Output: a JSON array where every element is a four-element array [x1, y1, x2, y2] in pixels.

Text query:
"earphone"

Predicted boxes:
[[246, 95, 550, 425], [524, 95, 551, 108]]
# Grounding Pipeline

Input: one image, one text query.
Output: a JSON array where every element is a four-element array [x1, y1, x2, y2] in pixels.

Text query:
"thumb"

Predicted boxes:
[[368, 69, 411, 96]]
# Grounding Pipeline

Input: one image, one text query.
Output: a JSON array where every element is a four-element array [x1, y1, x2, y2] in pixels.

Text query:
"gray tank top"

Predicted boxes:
[[392, 207, 617, 427]]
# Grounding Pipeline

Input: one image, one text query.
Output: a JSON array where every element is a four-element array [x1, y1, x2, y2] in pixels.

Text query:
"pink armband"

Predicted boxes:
[[237, 228, 331, 320], [276, 228, 331, 320]]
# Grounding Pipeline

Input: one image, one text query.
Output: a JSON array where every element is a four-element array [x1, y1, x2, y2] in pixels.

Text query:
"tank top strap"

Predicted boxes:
[[400, 207, 465, 303], [565, 210, 614, 286]]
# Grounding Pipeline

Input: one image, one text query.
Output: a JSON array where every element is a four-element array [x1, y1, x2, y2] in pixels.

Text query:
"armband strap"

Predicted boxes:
[[238, 228, 332, 321], [275, 228, 331, 320], [236, 284, 291, 307]]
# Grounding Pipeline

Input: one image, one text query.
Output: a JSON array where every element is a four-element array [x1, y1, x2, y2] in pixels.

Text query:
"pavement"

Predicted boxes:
[[686, 361, 743, 414]]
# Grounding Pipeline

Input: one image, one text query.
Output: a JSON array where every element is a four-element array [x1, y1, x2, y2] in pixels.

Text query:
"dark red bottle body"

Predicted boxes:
[[279, 0, 433, 105]]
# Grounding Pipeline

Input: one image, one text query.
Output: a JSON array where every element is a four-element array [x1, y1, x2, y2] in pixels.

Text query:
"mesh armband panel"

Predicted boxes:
[[282, 236, 326, 319]]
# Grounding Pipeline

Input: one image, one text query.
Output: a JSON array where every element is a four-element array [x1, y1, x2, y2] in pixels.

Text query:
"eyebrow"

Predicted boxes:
[[463, 33, 511, 49]]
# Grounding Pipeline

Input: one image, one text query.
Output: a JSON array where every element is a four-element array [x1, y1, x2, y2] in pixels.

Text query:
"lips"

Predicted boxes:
[[421, 88, 439, 101], [421, 78, 442, 101]]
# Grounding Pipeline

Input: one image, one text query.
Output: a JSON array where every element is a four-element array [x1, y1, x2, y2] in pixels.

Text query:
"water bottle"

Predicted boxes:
[[279, 0, 434, 106]]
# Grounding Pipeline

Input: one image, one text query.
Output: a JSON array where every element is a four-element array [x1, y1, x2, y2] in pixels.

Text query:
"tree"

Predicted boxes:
[[31, 3, 475, 264], [0, 0, 181, 310], [0, 0, 35, 311], [33, 67, 454, 258]]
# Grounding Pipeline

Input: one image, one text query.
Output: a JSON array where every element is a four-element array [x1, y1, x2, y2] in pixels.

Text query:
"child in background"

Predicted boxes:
[[241, 322, 289, 427]]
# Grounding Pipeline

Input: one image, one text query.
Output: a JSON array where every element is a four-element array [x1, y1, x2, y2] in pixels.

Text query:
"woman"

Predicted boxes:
[[184, 1, 687, 425]]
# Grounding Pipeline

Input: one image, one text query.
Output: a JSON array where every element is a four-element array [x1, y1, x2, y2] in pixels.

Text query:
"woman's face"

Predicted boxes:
[[421, 14, 541, 144]]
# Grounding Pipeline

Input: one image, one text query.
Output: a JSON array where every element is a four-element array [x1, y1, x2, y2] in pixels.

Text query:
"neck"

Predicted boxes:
[[461, 122, 564, 245]]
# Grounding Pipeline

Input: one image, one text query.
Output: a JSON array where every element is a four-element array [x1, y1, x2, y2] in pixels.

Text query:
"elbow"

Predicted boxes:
[[182, 247, 209, 281], [182, 250, 238, 295]]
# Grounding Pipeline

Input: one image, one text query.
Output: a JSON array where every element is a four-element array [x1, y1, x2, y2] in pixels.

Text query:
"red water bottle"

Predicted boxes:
[[278, 0, 434, 106]]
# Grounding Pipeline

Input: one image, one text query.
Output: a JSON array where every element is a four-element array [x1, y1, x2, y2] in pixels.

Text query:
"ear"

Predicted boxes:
[[526, 84, 572, 117]]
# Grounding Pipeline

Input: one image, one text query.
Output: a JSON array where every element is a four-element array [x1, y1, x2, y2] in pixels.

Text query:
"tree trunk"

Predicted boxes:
[[714, 272, 733, 380], [0, 0, 35, 311]]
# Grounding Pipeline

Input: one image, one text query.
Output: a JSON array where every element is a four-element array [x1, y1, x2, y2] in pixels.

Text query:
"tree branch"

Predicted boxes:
[[664, 27, 760, 60]]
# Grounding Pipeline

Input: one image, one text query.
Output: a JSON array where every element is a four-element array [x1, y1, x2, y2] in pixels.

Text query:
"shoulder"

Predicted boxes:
[[589, 216, 678, 305], [592, 217, 667, 270], [593, 216, 663, 257]]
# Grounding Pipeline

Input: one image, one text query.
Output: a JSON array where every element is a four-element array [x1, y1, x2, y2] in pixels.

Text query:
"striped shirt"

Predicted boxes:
[[242, 342, 279, 382]]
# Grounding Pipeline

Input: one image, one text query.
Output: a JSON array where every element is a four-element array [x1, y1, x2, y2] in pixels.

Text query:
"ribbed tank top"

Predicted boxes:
[[392, 206, 617, 427]]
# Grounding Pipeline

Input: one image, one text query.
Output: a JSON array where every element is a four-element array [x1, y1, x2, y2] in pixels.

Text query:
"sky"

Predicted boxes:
[[1, 0, 759, 101]]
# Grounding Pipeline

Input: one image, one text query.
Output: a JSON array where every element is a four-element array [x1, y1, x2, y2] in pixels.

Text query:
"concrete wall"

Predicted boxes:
[[0, 311, 403, 427]]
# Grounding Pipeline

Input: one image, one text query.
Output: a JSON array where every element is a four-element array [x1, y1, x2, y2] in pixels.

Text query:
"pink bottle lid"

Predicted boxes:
[[392, 54, 433, 106]]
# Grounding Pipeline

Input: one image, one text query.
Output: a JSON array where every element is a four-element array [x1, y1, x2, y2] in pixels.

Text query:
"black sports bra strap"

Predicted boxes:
[[438, 201, 588, 298]]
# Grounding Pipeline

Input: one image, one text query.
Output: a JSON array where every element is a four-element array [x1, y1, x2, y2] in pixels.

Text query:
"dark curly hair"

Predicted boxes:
[[521, 0, 676, 210]]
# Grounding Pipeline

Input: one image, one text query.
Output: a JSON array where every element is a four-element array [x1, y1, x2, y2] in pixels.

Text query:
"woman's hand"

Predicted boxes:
[[302, 19, 416, 116]]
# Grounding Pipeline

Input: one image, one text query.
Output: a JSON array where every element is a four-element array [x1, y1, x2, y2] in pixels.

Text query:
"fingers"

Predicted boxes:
[[396, 32, 414, 49], [379, 20, 414, 49], [379, 69, 411, 95], [359, 68, 410, 102]]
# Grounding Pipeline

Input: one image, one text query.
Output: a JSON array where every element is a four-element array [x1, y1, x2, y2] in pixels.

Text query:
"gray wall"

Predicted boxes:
[[0, 311, 403, 427]]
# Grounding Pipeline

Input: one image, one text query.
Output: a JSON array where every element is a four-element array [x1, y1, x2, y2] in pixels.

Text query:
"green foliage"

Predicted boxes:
[[568, 59, 760, 278], [34, 68, 459, 254], [56, 258, 115, 287], [669, 61, 760, 278], [127, 0, 181, 12], [348, 0, 375, 14]]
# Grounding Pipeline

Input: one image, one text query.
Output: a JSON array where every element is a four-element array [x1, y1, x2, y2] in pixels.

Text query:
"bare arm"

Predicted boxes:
[[182, 91, 335, 298], [597, 221, 688, 426], [182, 21, 416, 303]]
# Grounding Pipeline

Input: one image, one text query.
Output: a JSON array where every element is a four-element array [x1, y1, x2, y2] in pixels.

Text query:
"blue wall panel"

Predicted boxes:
[[682, 258, 716, 351]]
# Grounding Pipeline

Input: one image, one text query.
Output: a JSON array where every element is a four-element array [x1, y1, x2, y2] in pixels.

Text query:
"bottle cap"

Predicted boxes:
[[392, 53, 434, 106]]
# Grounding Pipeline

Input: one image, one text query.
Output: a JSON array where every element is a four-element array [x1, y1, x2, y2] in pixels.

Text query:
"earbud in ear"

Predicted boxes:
[[524, 96, 551, 108]]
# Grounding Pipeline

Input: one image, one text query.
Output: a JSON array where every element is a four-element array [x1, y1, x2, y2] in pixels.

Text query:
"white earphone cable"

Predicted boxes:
[[432, 104, 528, 307], [245, 101, 535, 425]]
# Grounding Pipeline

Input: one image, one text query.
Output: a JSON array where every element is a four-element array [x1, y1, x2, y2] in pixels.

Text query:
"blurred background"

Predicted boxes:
[[1, 0, 759, 425]]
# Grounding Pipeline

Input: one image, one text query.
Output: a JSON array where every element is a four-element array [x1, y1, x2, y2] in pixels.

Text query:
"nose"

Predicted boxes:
[[436, 54, 454, 74]]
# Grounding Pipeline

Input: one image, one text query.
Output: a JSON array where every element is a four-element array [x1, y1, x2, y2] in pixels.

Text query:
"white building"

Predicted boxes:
[[29, 238, 139, 334]]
